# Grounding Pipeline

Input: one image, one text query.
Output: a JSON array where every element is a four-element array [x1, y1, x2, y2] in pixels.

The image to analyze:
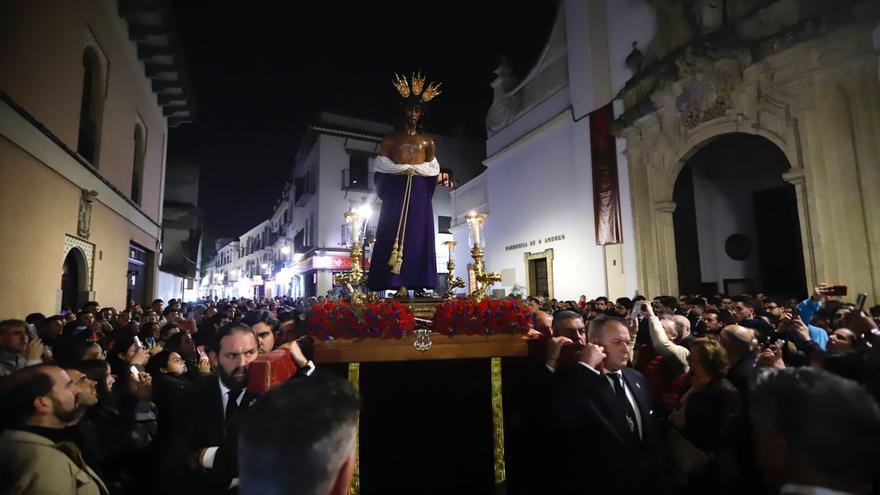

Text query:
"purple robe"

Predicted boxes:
[[367, 172, 437, 290]]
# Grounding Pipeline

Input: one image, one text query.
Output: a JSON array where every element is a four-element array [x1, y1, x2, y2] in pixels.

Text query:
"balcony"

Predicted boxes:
[[294, 230, 313, 254]]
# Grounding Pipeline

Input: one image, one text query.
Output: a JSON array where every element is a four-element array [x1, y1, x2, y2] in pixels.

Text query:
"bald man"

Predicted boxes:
[[671, 314, 694, 349], [720, 325, 757, 396]]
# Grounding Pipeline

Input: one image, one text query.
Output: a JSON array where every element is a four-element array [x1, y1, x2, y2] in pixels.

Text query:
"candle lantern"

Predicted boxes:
[[463, 212, 501, 301]]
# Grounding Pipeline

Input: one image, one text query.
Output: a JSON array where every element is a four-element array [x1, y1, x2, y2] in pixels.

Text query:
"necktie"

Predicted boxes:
[[608, 373, 639, 441], [225, 390, 241, 429]]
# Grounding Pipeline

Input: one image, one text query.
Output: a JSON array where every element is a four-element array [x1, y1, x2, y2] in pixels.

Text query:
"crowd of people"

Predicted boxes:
[[520, 286, 880, 494], [0, 297, 333, 495], [0, 286, 878, 494]]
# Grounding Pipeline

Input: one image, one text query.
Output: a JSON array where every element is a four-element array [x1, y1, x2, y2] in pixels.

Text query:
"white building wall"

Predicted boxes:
[[450, 0, 660, 300], [316, 134, 381, 250], [480, 112, 607, 300], [156, 271, 198, 302], [604, 0, 656, 98]]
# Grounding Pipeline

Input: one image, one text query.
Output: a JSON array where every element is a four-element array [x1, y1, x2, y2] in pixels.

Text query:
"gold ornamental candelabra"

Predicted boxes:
[[333, 207, 371, 304], [465, 212, 502, 301], [442, 240, 465, 299]]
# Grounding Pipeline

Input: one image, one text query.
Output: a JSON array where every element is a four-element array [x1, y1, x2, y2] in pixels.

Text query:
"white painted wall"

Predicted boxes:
[[450, 0, 658, 300], [156, 271, 199, 302], [480, 113, 607, 300], [605, 0, 656, 97]]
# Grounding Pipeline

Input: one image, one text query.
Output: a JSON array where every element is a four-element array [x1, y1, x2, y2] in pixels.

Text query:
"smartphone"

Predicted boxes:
[[856, 293, 867, 312], [129, 365, 139, 379], [132, 335, 143, 349], [144, 336, 156, 347], [631, 300, 643, 315], [196, 345, 207, 360], [825, 285, 848, 297], [774, 338, 785, 348]]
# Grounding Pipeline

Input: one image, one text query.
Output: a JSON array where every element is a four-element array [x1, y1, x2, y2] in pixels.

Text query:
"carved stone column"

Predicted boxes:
[[782, 167, 816, 295], [652, 200, 679, 297]]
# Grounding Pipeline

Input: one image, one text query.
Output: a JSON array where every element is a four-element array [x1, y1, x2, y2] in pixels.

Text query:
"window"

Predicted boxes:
[[77, 48, 103, 165], [438, 216, 452, 234], [437, 169, 454, 187], [346, 153, 370, 190], [294, 229, 306, 252], [131, 124, 146, 205]]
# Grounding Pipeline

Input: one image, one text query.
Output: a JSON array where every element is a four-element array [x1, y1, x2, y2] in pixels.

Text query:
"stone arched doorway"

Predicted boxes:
[[61, 248, 88, 311], [671, 134, 806, 298], [614, 6, 880, 305]]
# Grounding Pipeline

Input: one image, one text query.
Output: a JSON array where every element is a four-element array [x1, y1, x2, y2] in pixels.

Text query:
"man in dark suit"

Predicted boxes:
[[165, 322, 314, 493], [552, 315, 663, 494]]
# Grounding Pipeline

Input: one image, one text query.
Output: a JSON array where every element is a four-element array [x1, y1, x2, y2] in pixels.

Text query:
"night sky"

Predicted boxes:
[[168, 1, 558, 241]]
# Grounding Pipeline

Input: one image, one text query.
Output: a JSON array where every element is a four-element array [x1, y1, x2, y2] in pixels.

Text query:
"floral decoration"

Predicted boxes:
[[306, 300, 416, 341], [433, 297, 533, 336]]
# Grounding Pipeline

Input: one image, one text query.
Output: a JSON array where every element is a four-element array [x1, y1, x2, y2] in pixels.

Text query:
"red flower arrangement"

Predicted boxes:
[[306, 300, 416, 341], [432, 297, 533, 336]]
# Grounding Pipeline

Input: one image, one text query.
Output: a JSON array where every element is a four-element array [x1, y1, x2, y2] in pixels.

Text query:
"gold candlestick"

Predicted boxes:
[[470, 246, 502, 301], [334, 208, 368, 304], [442, 240, 465, 299], [464, 213, 501, 301]]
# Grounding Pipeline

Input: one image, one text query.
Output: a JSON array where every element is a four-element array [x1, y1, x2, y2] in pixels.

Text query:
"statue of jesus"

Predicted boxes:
[[366, 73, 442, 297]]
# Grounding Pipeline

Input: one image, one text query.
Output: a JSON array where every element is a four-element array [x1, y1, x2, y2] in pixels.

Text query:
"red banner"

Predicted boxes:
[[590, 104, 622, 245]]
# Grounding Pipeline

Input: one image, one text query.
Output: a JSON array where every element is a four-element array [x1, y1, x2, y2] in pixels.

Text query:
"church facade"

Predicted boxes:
[[616, 0, 880, 304], [450, 0, 656, 300], [453, 0, 879, 304]]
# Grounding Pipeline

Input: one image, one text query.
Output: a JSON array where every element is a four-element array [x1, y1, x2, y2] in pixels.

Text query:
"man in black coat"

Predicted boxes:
[[164, 322, 314, 494], [552, 315, 664, 494]]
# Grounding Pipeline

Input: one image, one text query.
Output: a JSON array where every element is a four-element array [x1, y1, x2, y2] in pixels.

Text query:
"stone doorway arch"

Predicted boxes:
[[616, 82, 816, 297], [614, 9, 880, 305], [61, 235, 95, 312], [671, 133, 807, 298], [61, 248, 88, 311]]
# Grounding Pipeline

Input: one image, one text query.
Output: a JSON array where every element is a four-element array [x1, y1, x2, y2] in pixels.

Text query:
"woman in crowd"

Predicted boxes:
[[164, 330, 211, 380], [146, 350, 193, 441], [668, 338, 742, 492], [138, 321, 160, 344]]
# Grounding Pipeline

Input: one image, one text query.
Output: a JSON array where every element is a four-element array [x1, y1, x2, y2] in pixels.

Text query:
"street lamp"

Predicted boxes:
[[355, 204, 373, 223], [281, 245, 291, 256]]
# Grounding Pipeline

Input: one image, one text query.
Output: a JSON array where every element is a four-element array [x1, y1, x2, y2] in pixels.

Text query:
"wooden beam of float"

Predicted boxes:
[[315, 333, 528, 363], [322, 334, 528, 495]]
